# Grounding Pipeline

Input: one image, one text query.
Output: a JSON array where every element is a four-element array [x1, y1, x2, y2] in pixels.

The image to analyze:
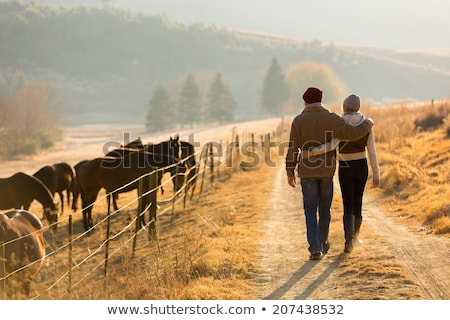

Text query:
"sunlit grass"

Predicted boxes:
[[363, 99, 450, 235]]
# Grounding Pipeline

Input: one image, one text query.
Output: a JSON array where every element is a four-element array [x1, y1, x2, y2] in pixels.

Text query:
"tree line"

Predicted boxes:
[[146, 57, 345, 131]]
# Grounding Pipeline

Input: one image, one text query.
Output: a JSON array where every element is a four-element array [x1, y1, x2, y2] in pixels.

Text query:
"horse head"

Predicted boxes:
[[44, 202, 59, 230], [169, 134, 181, 159]]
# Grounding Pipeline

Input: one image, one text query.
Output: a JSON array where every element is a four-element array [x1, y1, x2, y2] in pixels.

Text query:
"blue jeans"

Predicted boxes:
[[300, 177, 333, 253]]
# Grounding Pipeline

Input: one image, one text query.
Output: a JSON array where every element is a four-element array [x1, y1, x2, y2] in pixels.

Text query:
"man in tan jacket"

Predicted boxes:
[[285, 87, 373, 260]]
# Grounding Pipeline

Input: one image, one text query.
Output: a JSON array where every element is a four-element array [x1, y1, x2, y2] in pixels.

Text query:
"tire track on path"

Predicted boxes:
[[363, 195, 450, 299]]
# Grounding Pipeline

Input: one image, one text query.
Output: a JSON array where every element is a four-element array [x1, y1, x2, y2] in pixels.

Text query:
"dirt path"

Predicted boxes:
[[256, 164, 450, 300]]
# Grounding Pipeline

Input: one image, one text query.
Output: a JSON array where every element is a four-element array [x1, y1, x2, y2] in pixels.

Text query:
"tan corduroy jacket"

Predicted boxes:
[[285, 102, 373, 178]]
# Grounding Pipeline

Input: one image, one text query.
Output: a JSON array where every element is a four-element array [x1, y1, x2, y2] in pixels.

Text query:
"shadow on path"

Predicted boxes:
[[264, 253, 345, 300]]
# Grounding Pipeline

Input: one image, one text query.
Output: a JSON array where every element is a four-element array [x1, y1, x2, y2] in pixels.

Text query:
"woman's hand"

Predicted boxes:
[[373, 179, 380, 188]]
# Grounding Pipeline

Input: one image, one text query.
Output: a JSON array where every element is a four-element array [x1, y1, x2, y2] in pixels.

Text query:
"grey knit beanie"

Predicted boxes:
[[343, 94, 361, 112]]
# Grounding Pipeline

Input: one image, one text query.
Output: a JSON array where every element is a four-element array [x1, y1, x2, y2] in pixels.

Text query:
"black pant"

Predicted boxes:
[[338, 159, 368, 218]]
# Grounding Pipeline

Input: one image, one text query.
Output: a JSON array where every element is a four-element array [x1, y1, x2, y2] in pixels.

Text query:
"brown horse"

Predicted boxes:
[[0, 209, 46, 298], [0, 172, 58, 230], [76, 151, 186, 231], [105, 137, 145, 158], [105, 136, 182, 208], [33, 162, 75, 214], [71, 159, 89, 212]]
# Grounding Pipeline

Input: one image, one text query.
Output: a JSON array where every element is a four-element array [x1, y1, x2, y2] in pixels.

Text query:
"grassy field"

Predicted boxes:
[[363, 100, 450, 235]]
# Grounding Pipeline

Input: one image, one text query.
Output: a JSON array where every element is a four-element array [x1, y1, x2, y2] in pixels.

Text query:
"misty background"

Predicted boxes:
[[0, 0, 449, 131], [37, 0, 450, 49]]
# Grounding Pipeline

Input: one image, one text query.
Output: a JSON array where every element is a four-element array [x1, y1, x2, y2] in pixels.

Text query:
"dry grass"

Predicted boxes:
[[360, 100, 450, 235]]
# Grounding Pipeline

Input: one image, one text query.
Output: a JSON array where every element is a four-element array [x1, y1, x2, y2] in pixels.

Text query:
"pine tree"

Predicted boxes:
[[146, 82, 172, 131], [261, 57, 289, 116], [179, 72, 202, 127], [206, 72, 236, 123]]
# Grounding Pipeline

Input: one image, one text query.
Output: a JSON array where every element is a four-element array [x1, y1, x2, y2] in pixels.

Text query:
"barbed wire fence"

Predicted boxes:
[[0, 126, 280, 299]]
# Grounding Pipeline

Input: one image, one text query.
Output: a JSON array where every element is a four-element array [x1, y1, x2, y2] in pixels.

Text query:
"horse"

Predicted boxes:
[[180, 140, 198, 192], [121, 137, 144, 149], [0, 172, 58, 230], [0, 209, 46, 298], [105, 136, 182, 207], [143, 135, 181, 159], [71, 138, 149, 211], [105, 137, 145, 158], [33, 162, 75, 214], [71, 159, 89, 212], [76, 150, 186, 231]]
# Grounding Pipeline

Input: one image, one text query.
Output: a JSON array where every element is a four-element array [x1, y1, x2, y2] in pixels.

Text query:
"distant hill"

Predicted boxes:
[[0, 1, 449, 125]]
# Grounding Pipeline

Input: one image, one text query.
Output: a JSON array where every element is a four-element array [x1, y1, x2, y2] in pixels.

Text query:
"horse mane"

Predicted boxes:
[[33, 165, 57, 195]]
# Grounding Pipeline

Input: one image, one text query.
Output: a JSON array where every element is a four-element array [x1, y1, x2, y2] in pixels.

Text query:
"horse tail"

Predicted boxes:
[[71, 175, 80, 211]]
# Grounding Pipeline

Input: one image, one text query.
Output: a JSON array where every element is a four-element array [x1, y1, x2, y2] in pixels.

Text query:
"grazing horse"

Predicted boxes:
[[33, 162, 75, 214], [76, 150, 186, 231], [0, 209, 46, 298], [0, 172, 58, 230]]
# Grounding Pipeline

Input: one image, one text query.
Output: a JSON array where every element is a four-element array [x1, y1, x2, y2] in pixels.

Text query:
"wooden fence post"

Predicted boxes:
[[234, 134, 240, 171], [132, 177, 144, 258], [209, 142, 214, 185], [171, 167, 178, 223], [148, 170, 158, 241], [104, 193, 112, 279], [183, 166, 188, 209], [189, 163, 199, 200], [199, 144, 208, 194], [0, 241, 5, 298], [264, 133, 271, 164], [67, 215, 73, 298]]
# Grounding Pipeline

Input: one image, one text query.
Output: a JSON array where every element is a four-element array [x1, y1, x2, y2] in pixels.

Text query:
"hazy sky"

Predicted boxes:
[[36, 0, 450, 50]]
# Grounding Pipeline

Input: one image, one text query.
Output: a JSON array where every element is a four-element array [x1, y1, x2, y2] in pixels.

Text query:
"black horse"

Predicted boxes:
[[76, 150, 186, 231], [0, 172, 58, 229], [180, 140, 198, 192]]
